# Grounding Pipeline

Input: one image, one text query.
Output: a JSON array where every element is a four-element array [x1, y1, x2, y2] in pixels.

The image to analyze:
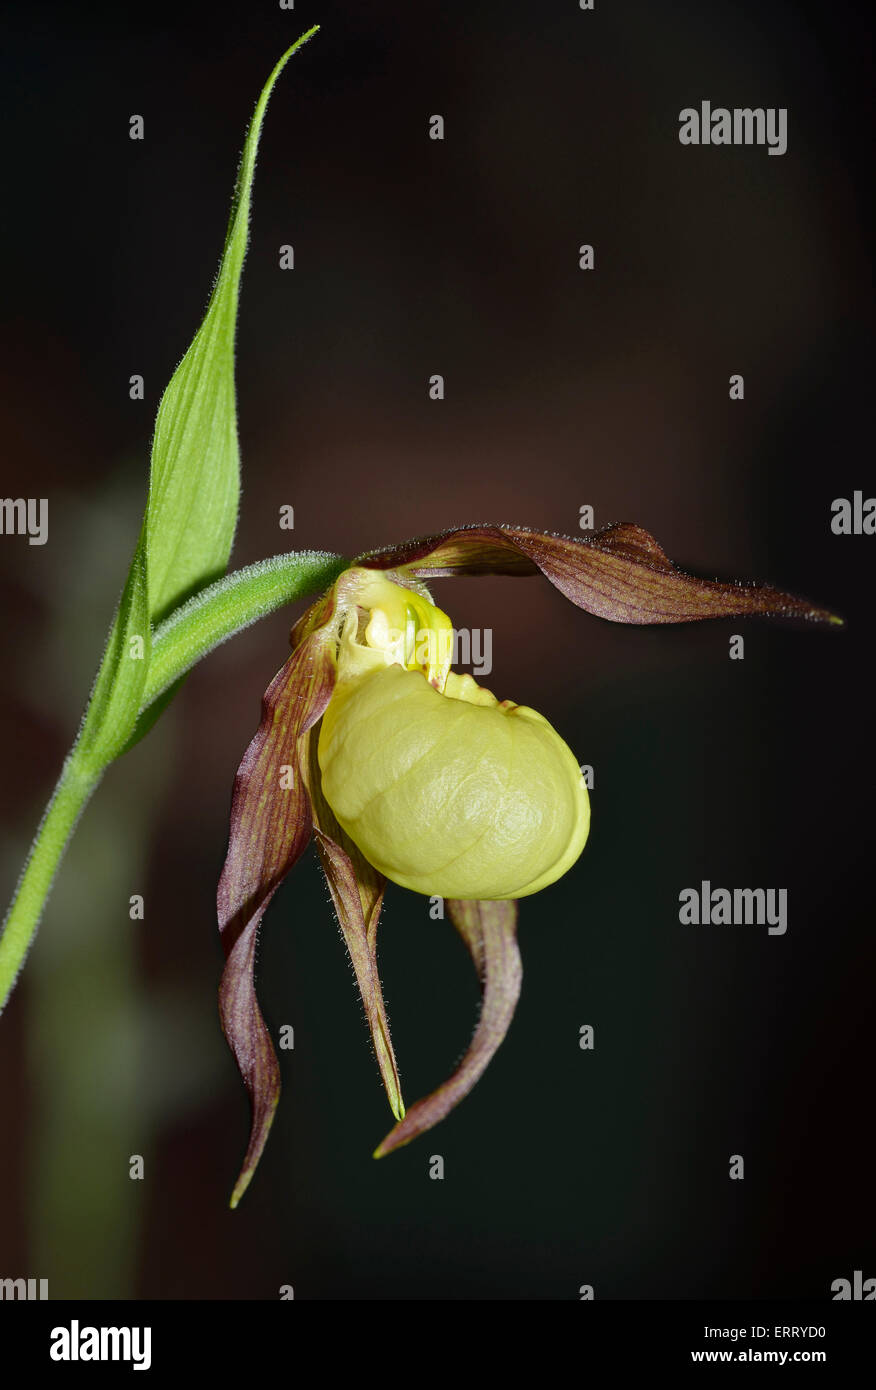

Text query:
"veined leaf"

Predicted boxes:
[[72, 30, 319, 773], [146, 30, 319, 621]]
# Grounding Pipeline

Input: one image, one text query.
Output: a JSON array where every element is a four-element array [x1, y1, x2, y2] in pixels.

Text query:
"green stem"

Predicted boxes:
[[0, 550, 348, 1015], [0, 752, 100, 1010], [144, 550, 347, 707]]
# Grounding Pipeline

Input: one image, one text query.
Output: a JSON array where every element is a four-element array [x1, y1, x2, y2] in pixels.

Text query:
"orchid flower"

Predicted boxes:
[[216, 521, 838, 1207]]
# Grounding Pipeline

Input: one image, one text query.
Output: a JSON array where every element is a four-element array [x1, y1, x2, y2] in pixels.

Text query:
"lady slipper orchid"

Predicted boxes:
[[217, 522, 838, 1206], [317, 570, 591, 901]]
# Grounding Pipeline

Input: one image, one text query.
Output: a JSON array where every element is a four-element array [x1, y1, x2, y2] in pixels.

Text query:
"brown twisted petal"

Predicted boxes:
[[355, 522, 841, 625], [300, 726, 404, 1122], [374, 897, 522, 1158], [217, 618, 340, 1207]]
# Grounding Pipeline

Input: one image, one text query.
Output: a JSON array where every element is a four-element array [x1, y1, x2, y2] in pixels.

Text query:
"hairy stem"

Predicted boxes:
[[0, 753, 100, 1012], [144, 551, 347, 706], [0, 550, 347, 1015]]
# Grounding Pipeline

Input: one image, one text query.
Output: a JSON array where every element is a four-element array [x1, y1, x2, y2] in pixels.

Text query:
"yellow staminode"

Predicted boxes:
[[317, 573, 590, 900]]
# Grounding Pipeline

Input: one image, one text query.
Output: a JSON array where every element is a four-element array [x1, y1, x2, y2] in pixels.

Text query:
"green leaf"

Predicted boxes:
[[146, 29, 320, 622], [0, 35, 323, 1016], [143, 550, 346, 709], [73, 29, 319, 773], [76, 533, 151, 768], [119, 549, 347, 755]]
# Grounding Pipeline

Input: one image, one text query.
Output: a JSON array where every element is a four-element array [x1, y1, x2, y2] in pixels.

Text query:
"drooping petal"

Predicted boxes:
[[300, 726, 405, 1121], [217, 622, 338, 1207], [355, 522, 842, 625], [316, 832, 405, 1120], [374, 898, 521, 1157]]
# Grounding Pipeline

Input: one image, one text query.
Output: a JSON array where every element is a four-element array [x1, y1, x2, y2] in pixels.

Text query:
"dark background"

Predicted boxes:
[[0, 0, 872, 1299]]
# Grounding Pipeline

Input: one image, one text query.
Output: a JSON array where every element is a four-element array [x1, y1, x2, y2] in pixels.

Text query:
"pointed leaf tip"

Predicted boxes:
[[147, 35, 318, 622]]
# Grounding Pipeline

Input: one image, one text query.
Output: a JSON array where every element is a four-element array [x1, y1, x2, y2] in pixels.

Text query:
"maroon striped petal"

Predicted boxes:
[[314, 829, 405, 1121], [217, 622, 338, 1208], [356, 522, 841, 625], [300, 726, 405, 1121], [374, 898, 521, 1158]]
